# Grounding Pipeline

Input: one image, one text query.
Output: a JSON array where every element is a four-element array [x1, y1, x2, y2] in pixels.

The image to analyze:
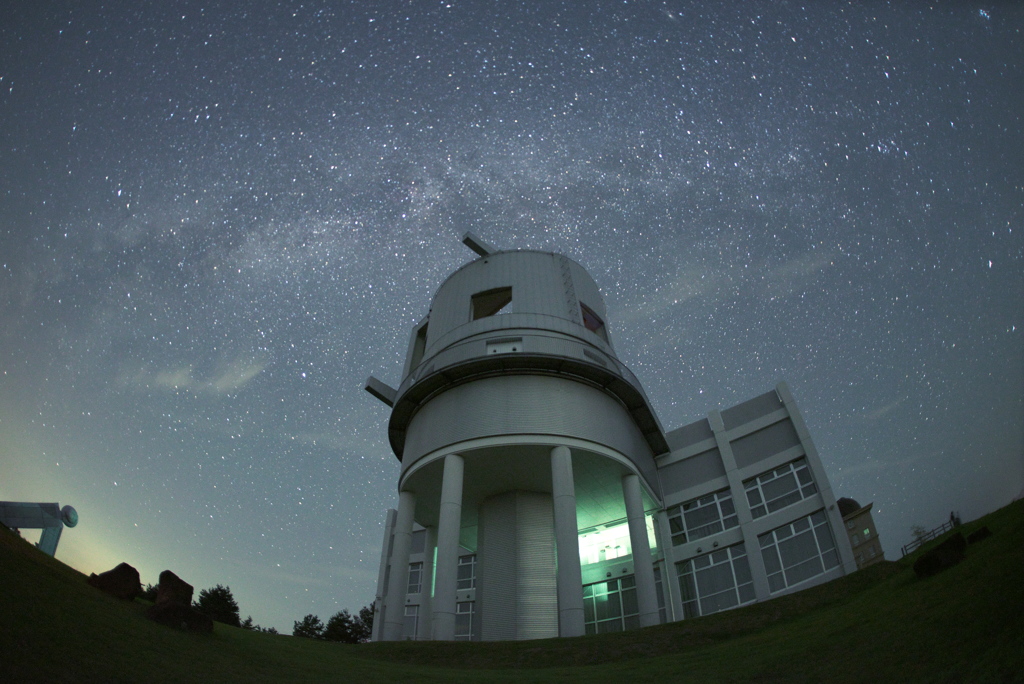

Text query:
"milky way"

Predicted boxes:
[[1, 2, 1021, 631]]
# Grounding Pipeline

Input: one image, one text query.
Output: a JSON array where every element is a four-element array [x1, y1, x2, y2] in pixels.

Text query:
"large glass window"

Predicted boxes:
[[666, 489, 738, 546], [456, 554, 477, 590], [455, 601, 476, 641], [759, 510, 840, 593], [407, 562, 423, 594], [583, 576, 640, 635], [744, 458, 817, 519], [676, 544, 755, 618], [578, 516, 657, 566], [402, 605, 419, 640]]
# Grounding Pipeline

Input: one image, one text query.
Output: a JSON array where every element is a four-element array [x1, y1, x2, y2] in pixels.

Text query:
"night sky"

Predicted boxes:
[[1, 2, 1021, 633]]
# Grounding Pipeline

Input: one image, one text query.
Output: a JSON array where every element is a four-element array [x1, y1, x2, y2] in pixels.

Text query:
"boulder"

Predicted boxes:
[[86, 562, 141, 600], [146, 602, 214, 633], [967, 526, 992, 544], [145, 569, 214, 633], [913, 532, 967, 578], [154, 569, 193, 606]]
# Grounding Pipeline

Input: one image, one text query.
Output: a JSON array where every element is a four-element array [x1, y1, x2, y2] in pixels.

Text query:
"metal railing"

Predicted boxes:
[[901, 520, 956, 556]]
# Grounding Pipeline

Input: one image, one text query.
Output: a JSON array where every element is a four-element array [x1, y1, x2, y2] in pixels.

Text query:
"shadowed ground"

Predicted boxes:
[[1, 501, 1021, 683]]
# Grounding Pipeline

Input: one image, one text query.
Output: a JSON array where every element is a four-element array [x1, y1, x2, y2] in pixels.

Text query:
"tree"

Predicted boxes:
[[324, 609, 356, 643], [323, 606, 374, 643], [141, 583, 159, 602], [355, 606, 374, 643], [911, 524, 928, 541], [194, 584, 241, 627], [240, 615, 255, 630], [293, 614, 325, 639]]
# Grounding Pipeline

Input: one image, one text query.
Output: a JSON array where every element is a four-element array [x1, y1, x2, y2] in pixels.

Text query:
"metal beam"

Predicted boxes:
[[364, 376, 397, 407]]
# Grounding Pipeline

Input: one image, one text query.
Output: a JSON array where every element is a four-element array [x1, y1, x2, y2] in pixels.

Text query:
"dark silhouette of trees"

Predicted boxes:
[[295, 606, 373, 643], [293, 613, 325, 639], [194, 584, 241, 627], [240, 615, 279, 634], [356, 606, 373, 642], [141, 583, 159, 602], [323, 609, 355, 642]]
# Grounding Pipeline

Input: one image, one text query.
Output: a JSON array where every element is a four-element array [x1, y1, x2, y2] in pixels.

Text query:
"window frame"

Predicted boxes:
[[675, 543, 756, 618], [407, 561, 424, 595], [744, 458, 818, 519], [666, 488, 739, 546], [456, 554, 477, 590], [758, 510, 840, 593]]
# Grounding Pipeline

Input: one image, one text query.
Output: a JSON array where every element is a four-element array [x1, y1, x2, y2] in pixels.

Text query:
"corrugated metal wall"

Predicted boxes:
[[401, 374, 653, 480], [515, 492, 558, 640], [477, 491, 558, 641]]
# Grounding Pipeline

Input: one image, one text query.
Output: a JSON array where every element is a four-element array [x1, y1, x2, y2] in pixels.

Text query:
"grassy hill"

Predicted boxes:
[[1, 501, 1021, 683]]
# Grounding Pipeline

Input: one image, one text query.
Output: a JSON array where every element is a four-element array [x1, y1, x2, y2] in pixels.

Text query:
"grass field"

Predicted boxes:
[[1, 500, 1021, 683]]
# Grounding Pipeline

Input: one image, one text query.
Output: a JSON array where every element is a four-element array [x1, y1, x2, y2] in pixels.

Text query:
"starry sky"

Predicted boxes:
[[1, 1, 1021, 633]]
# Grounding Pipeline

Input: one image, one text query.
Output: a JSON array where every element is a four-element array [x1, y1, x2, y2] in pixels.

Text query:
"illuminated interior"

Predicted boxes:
[[578, 515, 657, 566]]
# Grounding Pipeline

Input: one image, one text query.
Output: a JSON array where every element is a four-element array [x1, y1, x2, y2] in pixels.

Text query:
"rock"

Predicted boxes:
[[913, 532, 967, 578], [154, 569, 193, 606], [146, 603, 214, 633], [967, 526, 992, 544], [145, 569, 214, 633], [86, 562, 141, 600]]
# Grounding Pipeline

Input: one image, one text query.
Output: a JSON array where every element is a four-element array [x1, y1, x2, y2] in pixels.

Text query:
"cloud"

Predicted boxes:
[[119, 356, 268, 394], [621, 248, 835, 323], [758, 250, 835, 300], [857, 397, 907, 421]]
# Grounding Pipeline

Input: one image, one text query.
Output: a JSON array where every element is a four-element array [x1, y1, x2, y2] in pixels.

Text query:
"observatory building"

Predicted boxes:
[[365, 235, 856, 641]]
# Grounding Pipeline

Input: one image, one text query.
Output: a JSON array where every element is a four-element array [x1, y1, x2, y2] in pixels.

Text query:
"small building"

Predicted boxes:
[[365, 236, 857, 641], [837, 498, 885, 570]]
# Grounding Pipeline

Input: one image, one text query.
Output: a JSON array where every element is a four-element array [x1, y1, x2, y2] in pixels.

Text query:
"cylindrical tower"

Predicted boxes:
[[367, 235, 668, 641]]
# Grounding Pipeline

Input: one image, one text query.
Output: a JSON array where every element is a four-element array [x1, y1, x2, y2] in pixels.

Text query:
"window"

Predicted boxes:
[[654, 566, 668, 624], [863, 527, 871, 538], [455, 601, 476, 641], [402, 605, 419, 640], [457, 554, 477, 590], [410, 320, 428, 369], [868, 544, 877, 558], [667, 489, 739, 546], [580, 303, 608, 342], [744, 458, 817, 519], [583, 576, 640, 635], [846, 520, 855, 530], [407, 562, 423, 594], [852, 533, 861, 547], [759, 510, 840, 593], [676, 544, 755, 619], [471, 287, 512, 319]]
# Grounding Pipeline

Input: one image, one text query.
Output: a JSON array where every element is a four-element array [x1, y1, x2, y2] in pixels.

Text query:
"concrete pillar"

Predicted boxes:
[[431, 453, 464, 640], [710, 409, 772, 601], [622, 473, 660, 627], [550, 445, 585, 637], [382, 489, 416, 641]]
